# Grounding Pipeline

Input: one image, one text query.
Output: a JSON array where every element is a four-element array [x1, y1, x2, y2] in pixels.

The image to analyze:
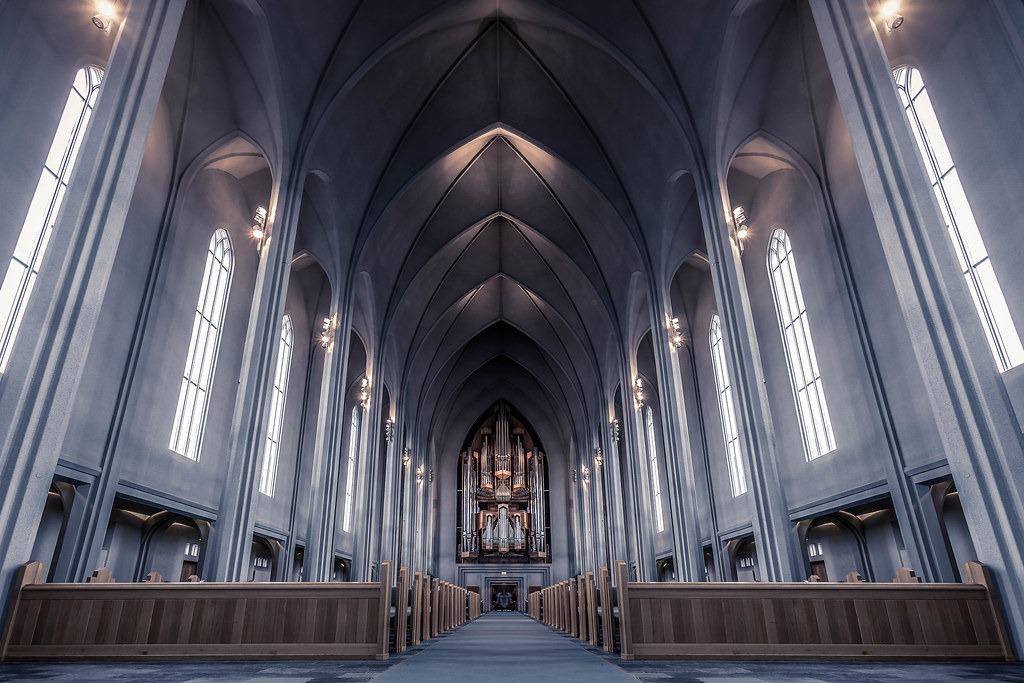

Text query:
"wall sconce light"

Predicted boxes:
[[358, 377, 370, 410], [402, 446, 411, 467], [251, 206, 269, 254], [668, 315, 683, 350], [319, 316, 334, 349], [594, 446, 603, 467], [611, 419, 620, 443], [732, 206, 750, 254], [880, 0, 903, 32], [572, 468, 578, 483], [581, 464, 590, 485], [92, 0, 117, 33], [416, 464, 425, 484], [429, 468, 434, 483], [633, 377, 645, 410], [385, 418, 394, 443]]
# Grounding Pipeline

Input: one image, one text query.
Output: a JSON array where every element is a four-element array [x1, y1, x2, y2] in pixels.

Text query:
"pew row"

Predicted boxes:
[[613, 560, 1013, 661], [0, 561, 483, 662], [0, 561, 395, 661]]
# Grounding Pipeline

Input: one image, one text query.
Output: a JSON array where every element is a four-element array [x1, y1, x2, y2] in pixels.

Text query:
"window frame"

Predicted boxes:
[[644, 404, 665, 533], [893, 65, 1023, 372], [0, 66, 103, 373], [766, 228, 837, 461], [342, 404, 360, 532], [168, 229, 234, 461], [259, 315, 294, 496], [709, 314, 747, 496]]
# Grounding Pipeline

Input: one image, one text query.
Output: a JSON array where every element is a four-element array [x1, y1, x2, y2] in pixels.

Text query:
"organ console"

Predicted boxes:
[[457, 402, 550, 563]]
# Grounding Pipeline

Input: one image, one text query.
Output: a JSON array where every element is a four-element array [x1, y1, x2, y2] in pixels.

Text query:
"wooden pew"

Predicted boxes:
[[598, 566, 617, 652], [421, 574, 433, 642], [584, 571, 598, 646], [613, 560, 1013, 661], [393, 566, 410, 653], [576, 574, 587, 642], [1, 560, 395, 661], [430, 577, 440, 638], [469, 590, 480, 619], [410, 571, 424, 646]]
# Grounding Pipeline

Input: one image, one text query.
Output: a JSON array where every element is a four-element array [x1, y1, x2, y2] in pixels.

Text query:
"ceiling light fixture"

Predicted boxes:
[[92, 0, 116, 33], [732, 206, 751, 254], [880, 0, 904, 33], [251, 206, 268, 252], [358, 377, 370, 410], [668, 315, 683, 349], [319, 316, 334, 349]]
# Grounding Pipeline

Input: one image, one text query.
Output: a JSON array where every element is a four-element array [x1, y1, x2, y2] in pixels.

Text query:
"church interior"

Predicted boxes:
[[3, 0, 1024, 679]]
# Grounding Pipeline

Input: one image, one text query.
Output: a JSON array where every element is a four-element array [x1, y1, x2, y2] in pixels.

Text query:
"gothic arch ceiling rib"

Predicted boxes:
[[424, 337, 582, 440], [236, 0, 761, 453], [401, 275, 595, 409]]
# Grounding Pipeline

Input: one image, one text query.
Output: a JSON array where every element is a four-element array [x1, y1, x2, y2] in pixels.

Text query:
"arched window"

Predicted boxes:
[[767, 229, 836, 460], [259, 315, 294, 496], [644, 405, 665, 533], [710, 315, 746, 496], [0, 67, 103, 373], [169, 229, 234, 460], [342, 405, 360, 532], [894, 66, 1023, 372]]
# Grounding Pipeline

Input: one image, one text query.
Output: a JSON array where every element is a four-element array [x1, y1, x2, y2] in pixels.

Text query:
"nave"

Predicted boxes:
[[2, 613, 1024, 683]]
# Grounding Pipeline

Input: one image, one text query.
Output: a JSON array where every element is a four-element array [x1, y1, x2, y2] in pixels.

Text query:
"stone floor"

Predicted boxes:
[[2, 612, 1024, 682]]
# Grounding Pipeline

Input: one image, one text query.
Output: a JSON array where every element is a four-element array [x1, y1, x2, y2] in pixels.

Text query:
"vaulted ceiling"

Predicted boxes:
[[205, 0, 796, 457]]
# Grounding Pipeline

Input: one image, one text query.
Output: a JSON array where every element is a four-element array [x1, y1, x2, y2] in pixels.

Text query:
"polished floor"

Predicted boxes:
[[2, 612, 1024, 682]]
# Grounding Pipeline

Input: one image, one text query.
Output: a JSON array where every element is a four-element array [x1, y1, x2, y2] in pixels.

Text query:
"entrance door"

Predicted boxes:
[[810, 560, 829, 582], [490, 583, 518, 611]]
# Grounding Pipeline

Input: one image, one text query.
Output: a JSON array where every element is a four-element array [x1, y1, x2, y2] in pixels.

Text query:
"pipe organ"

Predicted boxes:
[[457, 402, 550, 563]]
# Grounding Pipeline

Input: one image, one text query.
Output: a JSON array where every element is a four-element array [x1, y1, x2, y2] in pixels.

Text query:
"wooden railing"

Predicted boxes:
[[0, 561, 482, 662], [1, 560, 394, 661], [613, 560, 1013, 661], [530, 561, 1013, 662]]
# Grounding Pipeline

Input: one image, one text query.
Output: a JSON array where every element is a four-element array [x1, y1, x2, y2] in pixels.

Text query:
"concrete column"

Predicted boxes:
[[203, 160, 305, 582], [692, 168, 802, 582], [649, 286, 706, 581], [992, 0, 1024, 75], [0, 0, 185, 607], [810, 0, 1024, 654], [620, 362, 656, 582], [301, 293, 352, 581], [352, 390, 377, 580], [603, 416, 631, 573], [370, 410, 398, 571]]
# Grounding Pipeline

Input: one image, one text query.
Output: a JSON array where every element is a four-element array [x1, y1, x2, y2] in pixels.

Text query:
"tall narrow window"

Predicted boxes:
[[342, 405, 360, 532], [169, 230, 234, 460], [259, 315, 294, 496], [767, 229, 836, 460], [894, 66, 1024, 372], [644, 405, 665, 533], [710, 315, 746, 496], [0, 67, 103, 373]]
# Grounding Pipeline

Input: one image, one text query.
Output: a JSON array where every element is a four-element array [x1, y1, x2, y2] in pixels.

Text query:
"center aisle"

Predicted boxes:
[[374, 612, 638, 683]]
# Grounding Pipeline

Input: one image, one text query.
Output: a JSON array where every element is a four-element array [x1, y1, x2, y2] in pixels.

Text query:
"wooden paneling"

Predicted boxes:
[[1, 561, 394, 662], [613, 560, 1013, 661]]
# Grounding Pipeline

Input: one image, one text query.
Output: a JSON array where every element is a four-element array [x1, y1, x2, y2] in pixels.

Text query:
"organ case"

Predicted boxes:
[[457, 402, 550, 563]]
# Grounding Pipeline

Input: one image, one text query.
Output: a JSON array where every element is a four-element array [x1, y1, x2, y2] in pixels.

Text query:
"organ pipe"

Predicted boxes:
[[457, 401, 549, 563]]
